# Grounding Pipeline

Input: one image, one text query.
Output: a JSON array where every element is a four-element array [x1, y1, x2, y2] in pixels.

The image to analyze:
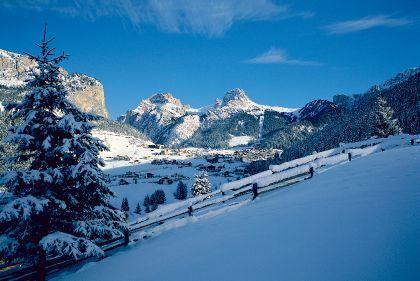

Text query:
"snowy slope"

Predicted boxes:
[[93, 130, 153, 168], [93, 128, 245, 217], [53, 145, 420, 281]]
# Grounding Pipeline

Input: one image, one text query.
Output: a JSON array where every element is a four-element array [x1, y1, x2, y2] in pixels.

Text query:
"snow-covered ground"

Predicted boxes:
[[228, 135, 254, 147], [93, 130, 246, 218], [53, 145, 420, 281]]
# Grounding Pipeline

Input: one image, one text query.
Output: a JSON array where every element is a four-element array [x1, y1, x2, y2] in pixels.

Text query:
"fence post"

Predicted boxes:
[[124, 228, 130, 246], [252, 183, 258, 200], [309, 167, 314, 178], [36, 247, 46, 281]]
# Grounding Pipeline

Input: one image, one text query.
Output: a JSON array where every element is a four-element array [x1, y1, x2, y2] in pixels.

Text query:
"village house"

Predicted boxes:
[[148, 144, 164, 149], [145, 172, 154, 179], [119, 179, 129, 185], [157, 176, 173, 185]]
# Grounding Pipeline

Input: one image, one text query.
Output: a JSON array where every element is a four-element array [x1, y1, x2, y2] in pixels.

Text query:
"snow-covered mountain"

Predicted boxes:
[[119, 67, 419, 150], [0, 49, 109, 117], [118, 93, 196, 145], [119, 88, 300, 147], [379, 67, 420, 90], [200, 88, 294, 121], [297, 99, 342, 125]]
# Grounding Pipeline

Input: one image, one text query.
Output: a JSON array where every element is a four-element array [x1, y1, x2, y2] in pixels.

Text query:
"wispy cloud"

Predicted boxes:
[[325, 15, 412, 34], [0, 0, 311, 37], [244, 47, 323, 66]]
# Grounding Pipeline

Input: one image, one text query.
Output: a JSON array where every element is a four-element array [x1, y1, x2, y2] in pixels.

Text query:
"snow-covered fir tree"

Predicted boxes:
[[174, 181, 188, 200], [371, 94, 401, 138], [143, 195, 151, 213], [121, 197, 129, 213], [134, 202, 141, 215], [150, 189, 166, 205], [191, 172, 212, 197], [0, 110, 18, 173], [0, 26, 126, 269]]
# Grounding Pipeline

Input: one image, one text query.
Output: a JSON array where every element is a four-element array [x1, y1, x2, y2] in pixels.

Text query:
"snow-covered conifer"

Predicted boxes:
[[134, 203, 141, 215], [0, 26, 126, 268], [371, 95, 401, 137], [121, 197, 129, 213], [191, 172, 212, 197], [174, 181, 188, 200], [150, 189, 166, 205], [143, 195, 151, 213]]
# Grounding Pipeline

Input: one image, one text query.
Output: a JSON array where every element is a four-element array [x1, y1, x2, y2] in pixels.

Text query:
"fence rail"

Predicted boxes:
[[1, 134, 418, 281]]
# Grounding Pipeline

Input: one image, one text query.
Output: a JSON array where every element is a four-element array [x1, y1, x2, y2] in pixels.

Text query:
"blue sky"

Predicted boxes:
[[1, 0, 419, 118]]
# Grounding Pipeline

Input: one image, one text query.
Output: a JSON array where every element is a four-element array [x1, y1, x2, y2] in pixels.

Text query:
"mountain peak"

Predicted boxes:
[[148, 93, 182, 106], [221, 88, 255, 108], [379, 67, 420, 90]]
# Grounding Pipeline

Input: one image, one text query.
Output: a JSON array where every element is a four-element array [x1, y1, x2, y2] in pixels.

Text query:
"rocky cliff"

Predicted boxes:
[[0, 49, 109, 117]]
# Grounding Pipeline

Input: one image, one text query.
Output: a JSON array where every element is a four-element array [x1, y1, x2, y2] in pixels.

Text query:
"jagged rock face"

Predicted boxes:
[[0, 50, 35, 87], [0, 49, 109, 117], [118, 93, 193, 143], [221, 88, 257, 108], [63, 73, 108, 118], [120, 88, 297, 147]]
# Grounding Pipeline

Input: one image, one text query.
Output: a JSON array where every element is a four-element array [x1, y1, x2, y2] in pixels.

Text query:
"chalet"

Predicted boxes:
[[114, 155, 130, 161], [160, 149, 171, 155], [206, 165, 223, 172], [148, 144, 164, 149], [157, 177, 173, 185], [172, 173, 186, 181], [145, 172, 154, 179], [124, 171, 139, 178], [119, 179, 129, 185]]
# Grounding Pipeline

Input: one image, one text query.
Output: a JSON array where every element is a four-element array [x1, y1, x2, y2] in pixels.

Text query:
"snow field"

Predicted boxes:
[[53, 144, 420, 281], [93, 130, 246, 220], [269, 134, 418, 172]]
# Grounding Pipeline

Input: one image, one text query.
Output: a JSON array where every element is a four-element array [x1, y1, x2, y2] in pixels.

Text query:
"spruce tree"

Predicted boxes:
[[0, 110, 19, 173], [151, 189, 166, 205], [191, 172, 212, 197], [121, 197, 130, 213], [174, 181, 188, 200], [0, 26, 126, 267], [134, 202, 142, 215], [143, 195, 151, 213], [371, 95, 401, 138]]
